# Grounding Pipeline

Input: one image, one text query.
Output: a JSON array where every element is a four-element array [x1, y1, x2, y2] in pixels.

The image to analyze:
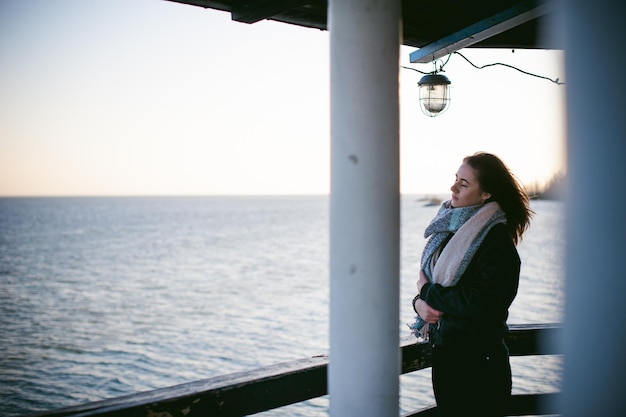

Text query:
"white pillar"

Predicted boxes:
[[560, 0, 626, 415], [328, 1, 401, 416]]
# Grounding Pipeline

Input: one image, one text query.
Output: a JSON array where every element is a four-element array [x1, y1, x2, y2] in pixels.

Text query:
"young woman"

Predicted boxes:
[[411, 152, 533, 417]]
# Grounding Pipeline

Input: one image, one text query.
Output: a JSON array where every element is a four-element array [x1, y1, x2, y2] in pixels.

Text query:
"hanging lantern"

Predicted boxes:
[[418, 74, 451, 117]]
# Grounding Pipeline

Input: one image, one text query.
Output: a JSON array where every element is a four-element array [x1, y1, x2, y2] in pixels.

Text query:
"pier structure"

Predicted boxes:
[[32, 1, 626, 415]]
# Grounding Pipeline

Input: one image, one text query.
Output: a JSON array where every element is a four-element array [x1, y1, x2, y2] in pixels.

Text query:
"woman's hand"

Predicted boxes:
[[414, 299, 443, 324], [415, 269, 442, 323]]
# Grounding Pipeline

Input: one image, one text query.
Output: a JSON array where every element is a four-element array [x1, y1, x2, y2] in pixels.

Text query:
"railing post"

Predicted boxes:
[[328, 0, 401, 416]]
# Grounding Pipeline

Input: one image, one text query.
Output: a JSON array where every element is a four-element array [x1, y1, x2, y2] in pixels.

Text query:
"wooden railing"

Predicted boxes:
[[29, 323, 562, 417]]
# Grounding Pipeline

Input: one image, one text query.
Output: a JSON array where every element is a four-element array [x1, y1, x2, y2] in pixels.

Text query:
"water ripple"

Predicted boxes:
[[1, 197, 563, 416]]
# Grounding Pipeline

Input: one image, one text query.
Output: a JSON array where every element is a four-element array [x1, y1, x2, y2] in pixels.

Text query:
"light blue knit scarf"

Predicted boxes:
[[409, 200, 507, 339]]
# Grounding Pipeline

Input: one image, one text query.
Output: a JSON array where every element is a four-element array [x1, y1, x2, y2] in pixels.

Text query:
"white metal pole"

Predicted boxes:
[[328, 1, 401, 416], [560, 0, 626, 415]]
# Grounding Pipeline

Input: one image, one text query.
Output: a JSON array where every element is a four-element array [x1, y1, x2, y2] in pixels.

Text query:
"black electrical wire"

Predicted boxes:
[[400, 65, 430, 75], [402, 51, 565, 86], [452, 51, 564, 85]]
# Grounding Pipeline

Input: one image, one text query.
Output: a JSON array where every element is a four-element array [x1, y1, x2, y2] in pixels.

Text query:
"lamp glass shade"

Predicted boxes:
[[418, 74, 451, 117]]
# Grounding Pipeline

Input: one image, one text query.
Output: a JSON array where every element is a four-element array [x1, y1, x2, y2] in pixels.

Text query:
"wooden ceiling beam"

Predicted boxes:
[[231, 0, 312, 23], [409, 0, 554, 63]]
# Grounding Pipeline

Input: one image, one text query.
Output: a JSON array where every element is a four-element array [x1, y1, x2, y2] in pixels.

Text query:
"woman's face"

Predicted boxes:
[[450, 162, 492, 208]]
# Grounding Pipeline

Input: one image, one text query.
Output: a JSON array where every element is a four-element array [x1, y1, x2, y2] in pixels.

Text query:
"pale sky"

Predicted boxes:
[[0, 0, 566, 196]]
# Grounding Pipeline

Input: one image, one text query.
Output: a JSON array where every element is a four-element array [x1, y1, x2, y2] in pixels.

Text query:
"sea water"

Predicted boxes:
[[0, 196, 564, 416]]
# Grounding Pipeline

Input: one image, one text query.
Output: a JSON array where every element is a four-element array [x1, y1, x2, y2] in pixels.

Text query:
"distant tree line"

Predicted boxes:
[[527, 172, 566, 200]]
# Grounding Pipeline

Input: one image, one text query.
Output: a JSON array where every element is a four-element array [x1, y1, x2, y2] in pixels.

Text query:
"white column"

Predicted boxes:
[[328, 1, 401, 416], [560, 0, 626, 415]]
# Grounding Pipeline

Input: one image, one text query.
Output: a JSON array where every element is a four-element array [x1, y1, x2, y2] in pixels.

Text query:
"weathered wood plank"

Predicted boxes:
[[400, 337, 432, 373], [28, 324, 561, 417], [402, 393, 561, 417], [507, 323, 562, 356], [507, 392, 561, 416], [400, 322, 562, 373], [29, 356, 328, 417]]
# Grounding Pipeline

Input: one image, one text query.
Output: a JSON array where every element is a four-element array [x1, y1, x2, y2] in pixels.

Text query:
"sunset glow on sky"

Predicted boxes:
[[0, 0, 566, 196]]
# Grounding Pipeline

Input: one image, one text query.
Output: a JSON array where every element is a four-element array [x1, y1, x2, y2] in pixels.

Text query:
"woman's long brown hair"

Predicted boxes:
[[464, 152, 533, 245]]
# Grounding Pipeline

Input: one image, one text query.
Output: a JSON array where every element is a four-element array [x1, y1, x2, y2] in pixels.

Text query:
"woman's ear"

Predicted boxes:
[[481, 191, 492, 202]]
